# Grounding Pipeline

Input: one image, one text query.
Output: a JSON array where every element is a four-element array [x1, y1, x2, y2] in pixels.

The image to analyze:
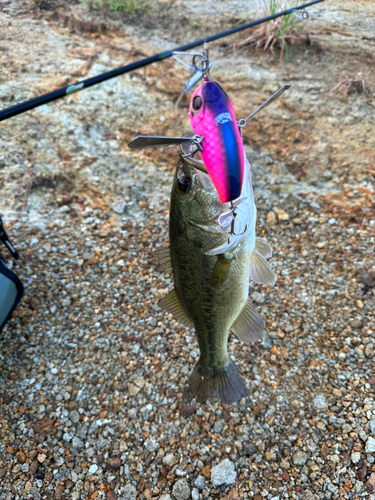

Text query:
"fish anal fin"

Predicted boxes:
[[183, 361, 248, 404], [159, 288, 193, 328], [249, 249, 277, 286], [255, 237, 273, 259], [231, 298, 265, 343]]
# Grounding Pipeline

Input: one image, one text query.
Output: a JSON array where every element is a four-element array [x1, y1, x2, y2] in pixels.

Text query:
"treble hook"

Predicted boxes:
[[218, 200, 248, 240]]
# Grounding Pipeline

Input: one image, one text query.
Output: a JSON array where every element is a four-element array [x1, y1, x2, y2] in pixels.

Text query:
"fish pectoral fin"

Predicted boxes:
[[255, 237, 273, 259], [211, 255, 231, 286], [154, 246, 173, 277], [159, 288, 193, 329], [231, 298, 265, 343], [249, 249, 277, 286]]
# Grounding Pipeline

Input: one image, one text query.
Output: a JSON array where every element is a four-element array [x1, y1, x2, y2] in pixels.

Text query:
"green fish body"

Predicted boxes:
[[156, 153, 276, 404]]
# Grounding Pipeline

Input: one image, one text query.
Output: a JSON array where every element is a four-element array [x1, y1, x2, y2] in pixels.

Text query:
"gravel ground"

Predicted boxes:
[[1, 1, 375, 499]]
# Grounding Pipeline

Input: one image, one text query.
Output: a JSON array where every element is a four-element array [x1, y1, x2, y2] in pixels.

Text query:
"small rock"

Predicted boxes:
[[163, 453, 178, 467], [365, 344, 374, 358], [112, 201, 126, 214], [107, 491, 118, 500], [366, 437, 375, 453], [54, 484, 65, 499], [352, 452, 361, 464], [72, 436, 84, 449], [128, 383, 141, 396], [37, 453, 46, 463], [367, 473, 375, 493], [211, 458, 236, 486], [86, 256, 99, 265], [194, 475, 206, 490], [192, 487, 200, 500], [251, 292, 265, 304], [179, 403, 196, 417], [89, 464, 98, 474], [313, 394, 328, 409], [266, 211, 277, 226], [369, 419, 375, 435], [342, 423, 352, 434], [70, 410, 80, 424], [145, 438, 159, 453], [292, 450, 308, 466], [172, 479, 191, 500], [358, 464, 368, 480], [30, 459, 39, 474], [122, 483, 137, 500], [214, 420, 223, 434], [15, 450, 26, 463], [274, 208, 289, 221], [29, 297, 40, 310], [159, 495, 172, 500], [107, 457, 121, 470]]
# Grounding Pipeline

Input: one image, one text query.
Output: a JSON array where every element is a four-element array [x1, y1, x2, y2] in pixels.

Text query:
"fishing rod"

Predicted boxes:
[[0, 0, 325, 123]]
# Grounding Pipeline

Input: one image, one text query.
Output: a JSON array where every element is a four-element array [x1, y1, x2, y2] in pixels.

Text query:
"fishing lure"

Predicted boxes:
[[188, 77, 244, 203], [128, 52, 290, 206]]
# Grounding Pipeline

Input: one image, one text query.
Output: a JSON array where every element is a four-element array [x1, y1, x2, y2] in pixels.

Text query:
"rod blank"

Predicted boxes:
[[0, 0, 325, 122]]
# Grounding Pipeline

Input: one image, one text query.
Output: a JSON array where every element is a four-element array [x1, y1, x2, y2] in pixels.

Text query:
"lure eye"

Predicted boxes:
[[178, 174, 192, 193], [192, 96, 203, 111]]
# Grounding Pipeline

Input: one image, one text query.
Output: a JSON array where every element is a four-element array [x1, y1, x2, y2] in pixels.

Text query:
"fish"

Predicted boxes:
[[155, 148, 277, 404], [188, 78, 245, 204]]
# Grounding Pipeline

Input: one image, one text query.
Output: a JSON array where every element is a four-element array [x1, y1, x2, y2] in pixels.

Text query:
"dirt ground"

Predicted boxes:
[[0, 1, 375, 499]]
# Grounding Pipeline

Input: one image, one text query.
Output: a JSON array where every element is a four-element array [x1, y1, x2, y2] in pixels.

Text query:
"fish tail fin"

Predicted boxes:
[[183, 361, 248, 405]]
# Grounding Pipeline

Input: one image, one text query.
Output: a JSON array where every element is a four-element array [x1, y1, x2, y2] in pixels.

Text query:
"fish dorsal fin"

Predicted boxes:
[[249, 249, 277, 286], [231, 298, 265, 343], [255, 237, 273, 259], [154, 246, 173, 278], [159, 288, 193, 329]]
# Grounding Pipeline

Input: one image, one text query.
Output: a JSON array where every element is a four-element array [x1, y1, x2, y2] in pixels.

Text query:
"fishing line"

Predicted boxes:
[[0, 0, 326, 123]]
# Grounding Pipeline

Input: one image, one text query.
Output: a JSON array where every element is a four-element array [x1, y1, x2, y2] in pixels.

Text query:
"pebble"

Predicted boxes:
[[366, 437, 375, 453], [172, 479, 191, 500], [313, 394, 328, 409], [122, 484, 137, 500], [89, 464, 98, 474], [214, 420, 223, 433], [292, 450, 308, 466], [194, 475, 206, 490], [266, 211, 277, 226], [211, 459, 236, 486], [192, 487, 200, 500], [351, 452, 361, 464]]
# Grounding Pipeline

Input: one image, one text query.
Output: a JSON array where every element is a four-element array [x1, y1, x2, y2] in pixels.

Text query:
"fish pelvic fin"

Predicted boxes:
[[231, 298, 265, 343], [249, 249, 277, 286], [159, 288, 193, 329], [154, 246, 174, 279], [255, 237, 273, 259], [183, 361, 248, 405]]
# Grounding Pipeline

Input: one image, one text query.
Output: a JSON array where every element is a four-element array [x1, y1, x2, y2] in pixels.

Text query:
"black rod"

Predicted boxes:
[[0, 0, 326, 122]]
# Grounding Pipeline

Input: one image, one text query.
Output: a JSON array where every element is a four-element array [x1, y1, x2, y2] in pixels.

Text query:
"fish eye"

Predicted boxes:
[[178, 174, 192, 193], [192, 96, 202, 111]]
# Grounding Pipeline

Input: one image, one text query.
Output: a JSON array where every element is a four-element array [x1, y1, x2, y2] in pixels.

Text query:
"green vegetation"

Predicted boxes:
[[80, 0, 149, 14]]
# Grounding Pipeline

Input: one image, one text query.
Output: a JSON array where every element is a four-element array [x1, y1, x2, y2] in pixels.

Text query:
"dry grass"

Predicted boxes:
[[232, 1, 309, 62], [324, 72, 369, 100]]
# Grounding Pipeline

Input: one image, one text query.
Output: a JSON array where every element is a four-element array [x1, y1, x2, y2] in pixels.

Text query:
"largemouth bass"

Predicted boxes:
[[155, 149, 277, 404]]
